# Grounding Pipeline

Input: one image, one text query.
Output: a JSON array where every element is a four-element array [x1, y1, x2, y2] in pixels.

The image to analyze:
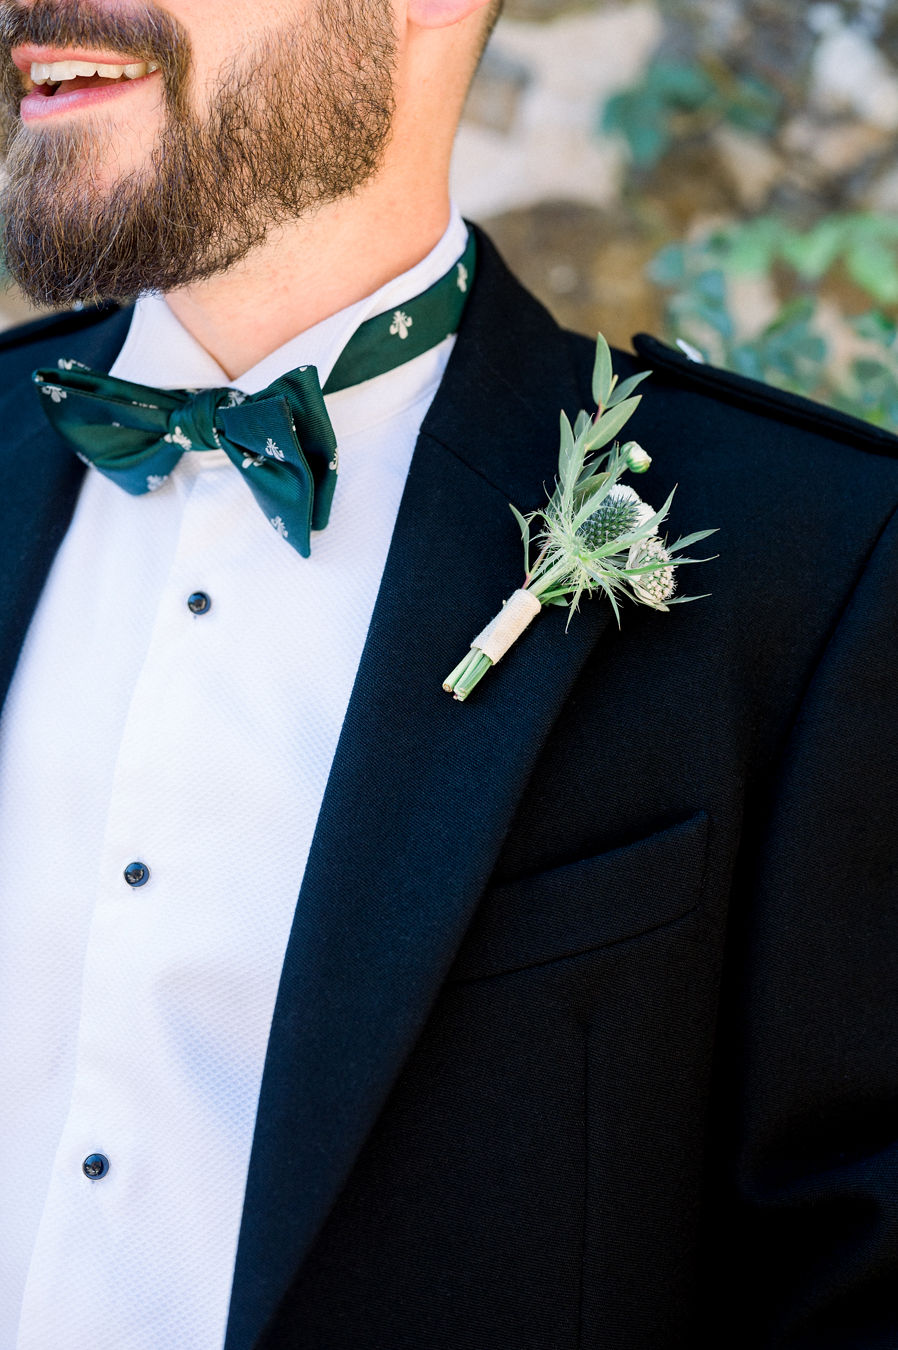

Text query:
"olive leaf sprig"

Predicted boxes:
[[443, 335, 717, 702]]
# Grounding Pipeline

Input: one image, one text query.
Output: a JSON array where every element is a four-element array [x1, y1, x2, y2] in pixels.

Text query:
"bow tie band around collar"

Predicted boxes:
[[33, 230, 477, 558]]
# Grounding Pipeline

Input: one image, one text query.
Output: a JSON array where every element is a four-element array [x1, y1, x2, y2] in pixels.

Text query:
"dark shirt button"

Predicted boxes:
[[82, 1154, 109, 1180], [187, 591, 211, 615], [123, 861, 149, 888]]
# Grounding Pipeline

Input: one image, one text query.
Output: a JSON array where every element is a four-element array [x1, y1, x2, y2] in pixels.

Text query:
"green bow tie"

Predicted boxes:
[[33, 230, 476, 557]]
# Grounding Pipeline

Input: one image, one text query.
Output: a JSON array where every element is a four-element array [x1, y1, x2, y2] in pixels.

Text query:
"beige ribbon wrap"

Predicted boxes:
[[470, 588, 542, 665]]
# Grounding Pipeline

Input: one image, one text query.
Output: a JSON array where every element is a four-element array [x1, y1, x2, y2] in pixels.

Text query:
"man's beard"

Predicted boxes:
[[0, 0, 397, 307]]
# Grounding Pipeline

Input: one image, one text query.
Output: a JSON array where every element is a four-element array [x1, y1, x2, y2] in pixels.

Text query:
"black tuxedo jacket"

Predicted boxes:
[[2, 231, 897, 1350]]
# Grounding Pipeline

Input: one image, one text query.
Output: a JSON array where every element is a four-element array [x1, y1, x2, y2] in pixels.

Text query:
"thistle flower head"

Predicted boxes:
[[576, 484, 642, 550]]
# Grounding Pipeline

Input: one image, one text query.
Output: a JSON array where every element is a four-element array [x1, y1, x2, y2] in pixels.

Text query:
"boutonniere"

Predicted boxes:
[[443, 335, 717, 702]]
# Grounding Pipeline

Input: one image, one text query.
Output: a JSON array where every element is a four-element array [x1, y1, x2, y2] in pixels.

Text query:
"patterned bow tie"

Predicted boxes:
[[33, 230, 476, 557]]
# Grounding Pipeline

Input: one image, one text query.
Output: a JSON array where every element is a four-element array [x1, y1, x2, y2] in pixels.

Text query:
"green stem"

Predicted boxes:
[[523, 542, 549, 589], [536, 587, 574, 604], [443, 648, 477, 694], [528, 558, 572, 600], [443, 649, 494, 701]]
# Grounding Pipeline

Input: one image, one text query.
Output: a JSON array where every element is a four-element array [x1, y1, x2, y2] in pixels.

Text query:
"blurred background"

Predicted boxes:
[[6, 1, 898, 425], [451, 0, 898, 427]]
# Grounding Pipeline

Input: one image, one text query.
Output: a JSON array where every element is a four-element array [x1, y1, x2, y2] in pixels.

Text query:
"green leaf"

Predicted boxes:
[[509, 502, 532, 574], [761, 293, 815, 335], [780, 218, 845, 280], [592, 334, 614, 408], [725, 220, 778, 275], [648, 244, 686, 287], [573, 409, 592, 439], [582, 395, 642, 453], [852, 310, 898, 345], [588, 573, 622, 627], [846, 240, 898, 304], [724, 73, 781, 135], [557, 410, 578, 492], [667, 527, 719, 553], [652, 60, 715, 108], [574, 458, 612, 491], [605, 368, 652, 407], [601, 90, 671, 167], [695, 268, 727, 305]]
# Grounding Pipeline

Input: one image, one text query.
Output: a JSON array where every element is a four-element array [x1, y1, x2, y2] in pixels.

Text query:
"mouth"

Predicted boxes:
[[11, 48, 162, 121]]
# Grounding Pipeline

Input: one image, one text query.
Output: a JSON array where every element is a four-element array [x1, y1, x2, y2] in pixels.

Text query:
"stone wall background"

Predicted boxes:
[[4, 0, 898, 354], [455, 0, 898, 348]]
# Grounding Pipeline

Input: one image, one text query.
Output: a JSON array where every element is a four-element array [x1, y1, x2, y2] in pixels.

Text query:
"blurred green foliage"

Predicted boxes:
[[650, 215, 898, 429], [601, 57, 782, 169]]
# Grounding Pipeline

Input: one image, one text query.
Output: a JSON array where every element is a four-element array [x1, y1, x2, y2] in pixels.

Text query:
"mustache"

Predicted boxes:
[[0, 0, 190, 104]]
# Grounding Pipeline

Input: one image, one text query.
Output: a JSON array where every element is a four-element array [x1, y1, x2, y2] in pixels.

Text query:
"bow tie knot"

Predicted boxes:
[[169, 387, 227, 453]]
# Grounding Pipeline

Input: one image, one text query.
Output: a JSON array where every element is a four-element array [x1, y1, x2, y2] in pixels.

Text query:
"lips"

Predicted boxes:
[[10, 45, 162, 121]]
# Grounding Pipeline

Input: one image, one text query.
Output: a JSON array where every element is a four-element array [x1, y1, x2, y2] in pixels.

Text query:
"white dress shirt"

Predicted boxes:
[[0, 208, 468, 1350]]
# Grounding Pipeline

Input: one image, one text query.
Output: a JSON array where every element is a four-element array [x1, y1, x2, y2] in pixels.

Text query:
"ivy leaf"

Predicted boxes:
[[852, 311, 898, 345], [648, 244, 686, 286], [846, 240, 898, 304], [780, 218, 845, 280]]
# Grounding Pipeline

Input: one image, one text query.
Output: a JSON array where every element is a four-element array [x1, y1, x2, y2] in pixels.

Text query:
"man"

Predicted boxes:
[[0, 0, 896, 1345]]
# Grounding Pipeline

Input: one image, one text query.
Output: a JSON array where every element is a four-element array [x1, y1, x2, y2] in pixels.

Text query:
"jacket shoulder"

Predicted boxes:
[[0, 303, 124, 353], [622, 332, 898, 462], [0, 303, 132, 389]]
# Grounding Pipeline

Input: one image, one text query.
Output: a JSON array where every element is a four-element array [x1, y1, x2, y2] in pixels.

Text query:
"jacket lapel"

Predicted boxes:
[[0, 307, 133, 713], [225, 236, 615, 1349]]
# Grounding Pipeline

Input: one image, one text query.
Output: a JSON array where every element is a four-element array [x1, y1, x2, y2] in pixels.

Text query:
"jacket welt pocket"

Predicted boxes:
[[450, 810, 710, 982]]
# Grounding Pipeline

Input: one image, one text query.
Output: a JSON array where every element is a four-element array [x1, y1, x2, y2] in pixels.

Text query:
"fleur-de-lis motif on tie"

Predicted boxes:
[[390, 310, 413, 340], [269, 515, 289, 539], [242, 453, 266, 469], [146, 474, 168, 492], [457, 262, 469, 293], [264, 437, 285, 460], [41, 384, 67, 403], [163, 425, 192, 450]]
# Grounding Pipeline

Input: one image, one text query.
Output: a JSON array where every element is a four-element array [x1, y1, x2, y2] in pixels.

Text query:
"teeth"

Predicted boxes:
[[29, 58, 156, 85]]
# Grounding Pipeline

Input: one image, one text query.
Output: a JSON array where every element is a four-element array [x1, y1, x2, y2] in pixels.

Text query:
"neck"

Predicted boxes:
[[163, 168, 452, 381]]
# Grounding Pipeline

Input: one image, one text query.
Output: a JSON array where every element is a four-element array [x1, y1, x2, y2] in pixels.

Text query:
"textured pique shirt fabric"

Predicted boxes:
[[0, 209, 468, 1350]]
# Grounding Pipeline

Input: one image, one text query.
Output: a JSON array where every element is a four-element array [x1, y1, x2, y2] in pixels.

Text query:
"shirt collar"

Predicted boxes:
[[109, 206, 469, 395]]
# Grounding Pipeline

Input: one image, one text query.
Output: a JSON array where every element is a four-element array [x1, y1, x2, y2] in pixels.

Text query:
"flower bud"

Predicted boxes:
[[623, 441, 652, 474]]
